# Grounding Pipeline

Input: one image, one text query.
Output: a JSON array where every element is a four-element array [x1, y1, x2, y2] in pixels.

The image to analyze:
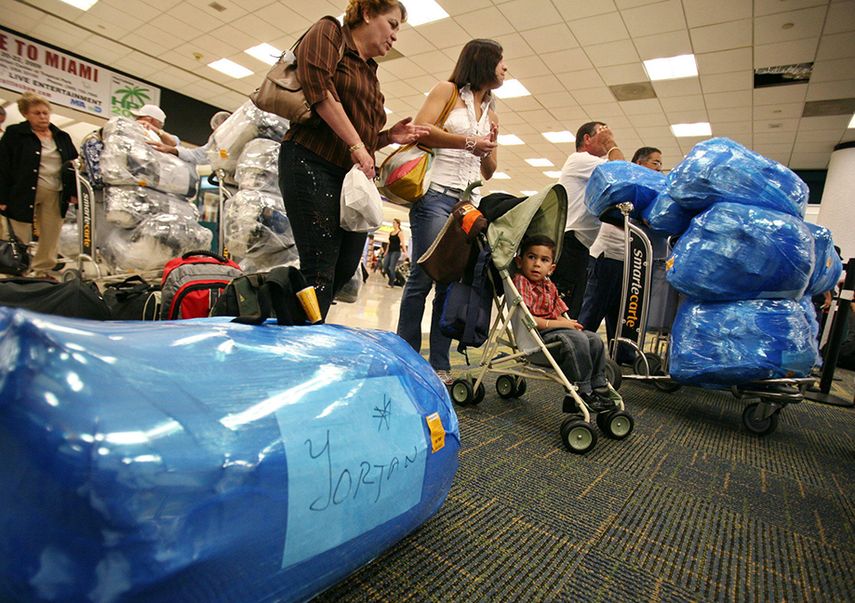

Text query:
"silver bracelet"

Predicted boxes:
[[464, 136, 477, 154]]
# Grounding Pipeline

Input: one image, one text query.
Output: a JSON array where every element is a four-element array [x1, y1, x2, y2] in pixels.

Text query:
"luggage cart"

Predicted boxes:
[[607, 201, 814, 436]]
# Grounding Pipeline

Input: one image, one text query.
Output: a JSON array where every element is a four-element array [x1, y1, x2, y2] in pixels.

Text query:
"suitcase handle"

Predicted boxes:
[[181, 250, 229, 263]]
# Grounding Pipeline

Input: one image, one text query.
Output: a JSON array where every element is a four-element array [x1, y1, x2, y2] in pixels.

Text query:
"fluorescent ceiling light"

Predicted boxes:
[[245, 43, 282, 66], [543, 170, 562, 179], [337, 14, 344, 24], [492, 172, 511, 180], [208, 59, 253, 79], [497, 134, 524, 145], [670, 122, 712, 137], [525, 158, 554, 167], [494, 79, 530, 99], [407, 0, 449, 26], [849, 113, 855, 128], [542, 131, 574, 143], [384, 107, 392, 114], [520, 190, 538, 196], [643, 54, 698, 81], [58, 0, 98, 9]]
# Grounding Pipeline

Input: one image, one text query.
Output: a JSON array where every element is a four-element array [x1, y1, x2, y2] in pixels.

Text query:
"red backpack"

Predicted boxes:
[[160, 251, 242, 320]]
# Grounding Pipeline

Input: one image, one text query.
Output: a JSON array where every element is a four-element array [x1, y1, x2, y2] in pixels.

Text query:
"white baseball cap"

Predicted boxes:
[[130, 104, 167, 124]]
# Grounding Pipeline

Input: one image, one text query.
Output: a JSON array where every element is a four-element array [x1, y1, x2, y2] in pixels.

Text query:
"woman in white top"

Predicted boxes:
[[395, 39, 506, 385]]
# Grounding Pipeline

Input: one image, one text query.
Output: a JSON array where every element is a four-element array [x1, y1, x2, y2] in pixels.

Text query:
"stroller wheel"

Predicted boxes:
[[450, 379, 474, 405], [742, 402, 780, 436], [560, 419, 597, 454], [598, 411, 634, 440], [605, 359, 622, 390], [473, 382, 486, 404], [514, 377, 527, 397], [496, 375, 517, 399]]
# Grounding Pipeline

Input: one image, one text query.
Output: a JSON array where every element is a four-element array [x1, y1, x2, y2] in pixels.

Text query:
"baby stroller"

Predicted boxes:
[[448, 184, 632, 454]]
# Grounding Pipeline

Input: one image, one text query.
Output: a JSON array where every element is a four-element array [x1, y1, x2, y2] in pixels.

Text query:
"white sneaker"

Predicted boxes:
[[435, 369, 454, 386]]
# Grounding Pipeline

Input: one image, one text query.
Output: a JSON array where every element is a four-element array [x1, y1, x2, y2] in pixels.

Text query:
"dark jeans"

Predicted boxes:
[[396, 189, 457, 371], [578, 254, 635, 364], [541, 328, 608, 394], [279, 140, 366, 319], [383, 250, 401, 285], [552, 231, 590, 318]]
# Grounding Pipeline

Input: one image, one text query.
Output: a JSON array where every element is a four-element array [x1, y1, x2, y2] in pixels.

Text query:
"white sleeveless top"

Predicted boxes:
[[431, 86, 494, 201]]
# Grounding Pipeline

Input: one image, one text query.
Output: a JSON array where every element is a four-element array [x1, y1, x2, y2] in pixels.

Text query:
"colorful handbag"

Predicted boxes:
[[377, 87, 459, 207]]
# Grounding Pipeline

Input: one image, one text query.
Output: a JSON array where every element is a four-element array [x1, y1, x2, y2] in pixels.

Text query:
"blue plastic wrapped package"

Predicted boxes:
[[0, 309, 459, 603], [799, 296, 823, 367], [585, 160, 666, 218], [669, 299, 818, 386], [805, 223, 843, 296], [641, 192, 696, 235], [666, 203, 814, 301], [667, 137, 809, 218]]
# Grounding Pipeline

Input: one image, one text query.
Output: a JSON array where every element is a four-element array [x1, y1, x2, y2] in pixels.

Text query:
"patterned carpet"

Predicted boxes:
[[316, 371, 855, 602]]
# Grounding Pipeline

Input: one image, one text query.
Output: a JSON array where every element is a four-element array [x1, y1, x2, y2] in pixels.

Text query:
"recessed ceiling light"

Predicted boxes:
[[670, 122, 712, 137], [525, 158, 554, 167], [245, 43, 282, 66], [406, 0, 449, 26], [543, 170, 562, 179], [208, 59, 254, 79], [542, 131, 574, 143], [58, 0, 98, 9], [492, 172, 511, 180], [643, 54, 698, 81], [520, 190, 538, 196], [494, 79, 531, 99], [497, 134, 524, 145]]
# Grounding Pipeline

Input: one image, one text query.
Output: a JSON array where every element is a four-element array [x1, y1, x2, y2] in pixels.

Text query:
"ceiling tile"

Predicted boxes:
[[454, 7, 516, 38], [519, 24, 579, 54], [806, 79, 855, 100], [491, 33, 536, 61], [794, 141, 837, 154], [653, 78, 702, 97], [508, 55, 552, 79], [754, 7, 826, 45], [554, 0, 618, 21], [708, 107, 753, 121], [754, 102, 807, 119], [523, 74, 567, 94], [795, 127, 849, 142], [816, 31, 855, 60], [572, 87, 618, 105], [799, 114, 853, 130], [754, 84, 809, 105], [753, 143, 796, 155], [585, 40, 639, 67], [683, 0, 753, 28], [543, 48, 594, 73], [811, 58, 855, 83], [696, 48, 754, 75], [701, 71, 753, 93], [754, 38, 820, 67], [393, 29, 436, 57], [755, 117, 801, 132], [568, 13, 630, 47], [583, 101, 624, 119], [558, 69, 606, 90], [664, 108, 710, 122], [690, 19, 753, 53], [660, 94, 706, 113], [632, 29, 693, 60], [823, 1, 855, 34], [439, 0, 493, 15], [536, 91, 581, 109], [598, 63, 648, 85], [620, 98, 664, 115], [754, 0, 828, 17], [412, 19, 470, 49], [789, 152, 831, 168], [497, 0, 564, 31], [705, 90, 752, 108], [625, 0, 688, 37], [407, 51, 456, 76]]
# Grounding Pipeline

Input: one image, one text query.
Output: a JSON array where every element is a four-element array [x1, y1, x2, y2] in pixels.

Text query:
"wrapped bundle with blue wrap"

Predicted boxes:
[[666, 137, 808, 218], [0, 309, 459, 603], [804, 223, 843, 296], [666, 202, 814, 301], [585, 160, 666, 218], [641, 192, 696, 235], [799, 296, 823, 367], [669, 299, 817, 386]]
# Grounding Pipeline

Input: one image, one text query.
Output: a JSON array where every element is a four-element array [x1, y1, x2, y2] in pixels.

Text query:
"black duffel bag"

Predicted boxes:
[[0, 276, 111, 320], [103, 275, 160, 320]]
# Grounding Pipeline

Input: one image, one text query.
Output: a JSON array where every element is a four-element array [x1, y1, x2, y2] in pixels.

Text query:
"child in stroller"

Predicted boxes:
[[513, 234, 615, 414]]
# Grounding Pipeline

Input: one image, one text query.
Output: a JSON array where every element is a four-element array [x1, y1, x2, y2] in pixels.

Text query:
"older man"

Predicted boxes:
[[554, 121, 624, 317], [148, 110, 232, 165], [131, 104, 179, 147]]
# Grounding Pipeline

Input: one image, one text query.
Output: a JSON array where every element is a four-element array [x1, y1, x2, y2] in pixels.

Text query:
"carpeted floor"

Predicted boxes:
[[316, 371, 855, 602]]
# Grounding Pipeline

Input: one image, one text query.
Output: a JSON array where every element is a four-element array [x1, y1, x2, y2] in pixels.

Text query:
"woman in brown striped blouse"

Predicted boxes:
[[280, 0, 429, 320]]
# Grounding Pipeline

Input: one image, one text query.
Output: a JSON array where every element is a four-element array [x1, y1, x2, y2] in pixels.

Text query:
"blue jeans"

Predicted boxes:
[[541, 328, 608, 394], [396, 189, 457, 371], [383, 250, 401, 285], [578, 254, 635, 364]]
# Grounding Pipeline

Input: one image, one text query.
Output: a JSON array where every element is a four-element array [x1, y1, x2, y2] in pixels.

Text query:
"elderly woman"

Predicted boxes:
[[0, 92, 78, 278], [280, 0, 430, 320]]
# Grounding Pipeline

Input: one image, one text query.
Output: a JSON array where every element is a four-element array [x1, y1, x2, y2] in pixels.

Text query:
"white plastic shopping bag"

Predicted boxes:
[[341, 166, 383, 233]]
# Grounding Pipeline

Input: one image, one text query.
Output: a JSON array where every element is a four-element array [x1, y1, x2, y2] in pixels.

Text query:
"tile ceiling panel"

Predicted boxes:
[[815, 31, 855, 60], [568, 12, 630, 46], [632, 29, 693, 60], [754, 7, 827, 45], [696, 48, 754, 74], [754, 84, 809, 105], [811, 58, 855, 82], [519, 24, 579, 54], [598, 63, 648, 86], [491, 33, 536, 60], [553, 0, 619, 21], [700, 71, 754, 93], [806, 79, 855, 100], [653, 78, 703, 97], [585, 40, 640, 68], [683, 0, 753, 27], [453, 7, 516, 38], [754, 38, 821, 67], [690, 19, 753, 53], [754, 0, 828, 17], [622, 0, 688, 37], [497, 0, 564, 31], [823, 1, 855, 34]]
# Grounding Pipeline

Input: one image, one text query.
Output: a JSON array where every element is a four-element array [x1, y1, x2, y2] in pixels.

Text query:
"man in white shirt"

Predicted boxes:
[[131, 104, 180, 147], [578, 146, 662, 363], [554, 122, 624, 316], [149, 110, 231, 165]]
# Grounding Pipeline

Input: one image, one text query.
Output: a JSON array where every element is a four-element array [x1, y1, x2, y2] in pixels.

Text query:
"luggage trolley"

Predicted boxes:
[[607, 201, 814, 436], [62, 160, 103, 282]]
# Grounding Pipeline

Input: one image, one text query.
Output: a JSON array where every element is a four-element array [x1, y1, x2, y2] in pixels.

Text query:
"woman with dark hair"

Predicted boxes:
[[395, 39, 506, 385], [279, 0, 429, 319], [0, 92, 78, 278], [383, 218, 406, 287]]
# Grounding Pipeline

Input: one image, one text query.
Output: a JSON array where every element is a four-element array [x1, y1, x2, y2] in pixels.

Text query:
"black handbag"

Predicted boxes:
[[0, 217, 30, 276]]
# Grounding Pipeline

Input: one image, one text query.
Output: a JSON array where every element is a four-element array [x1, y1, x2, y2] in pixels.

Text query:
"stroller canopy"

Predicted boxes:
[[485, 184, 568, 270]]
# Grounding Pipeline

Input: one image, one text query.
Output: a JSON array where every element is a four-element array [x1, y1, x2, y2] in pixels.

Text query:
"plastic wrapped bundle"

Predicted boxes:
[[209, 101, 289, 173], [585, 160, 666, 218], [59, 208, 79, 260], [669, 299, 817, 386], [224, 190, 297, 271], [642, 192, 696, 235], [102, 215, 212, 272], [666, 203, 814, 301], [0, 308, 459, 603], [105, 186, 199, 228], [667, 137, 808, 218], [235, 139, 281, 193], [799, 296, 823, 367], [804, 223, 843, 296], [101, 117, 199, 198]]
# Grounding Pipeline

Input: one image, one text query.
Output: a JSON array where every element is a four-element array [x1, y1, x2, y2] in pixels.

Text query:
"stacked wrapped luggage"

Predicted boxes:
[[661, 138, 842, 386]]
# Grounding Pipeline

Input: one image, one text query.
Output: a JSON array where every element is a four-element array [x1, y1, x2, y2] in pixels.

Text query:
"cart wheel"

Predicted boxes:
[[742, 402, 780, 436], [61, 269, 82, 282], [496, 374, 517, 398], [560, 419, 597, 454], [605, 358, 622, 390], [473, 382, 486, 405], [451, 379, 474, 405], [514, 377, 527, 397], [633, 353, 681, 393], [600, 411, 634, 440]]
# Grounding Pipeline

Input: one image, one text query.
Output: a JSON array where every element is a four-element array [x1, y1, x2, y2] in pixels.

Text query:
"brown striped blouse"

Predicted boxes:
[[284, 17, 388, 170]]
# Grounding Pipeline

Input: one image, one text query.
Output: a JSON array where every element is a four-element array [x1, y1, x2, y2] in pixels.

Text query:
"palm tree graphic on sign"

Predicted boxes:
[[114, 86, 150, 110]]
